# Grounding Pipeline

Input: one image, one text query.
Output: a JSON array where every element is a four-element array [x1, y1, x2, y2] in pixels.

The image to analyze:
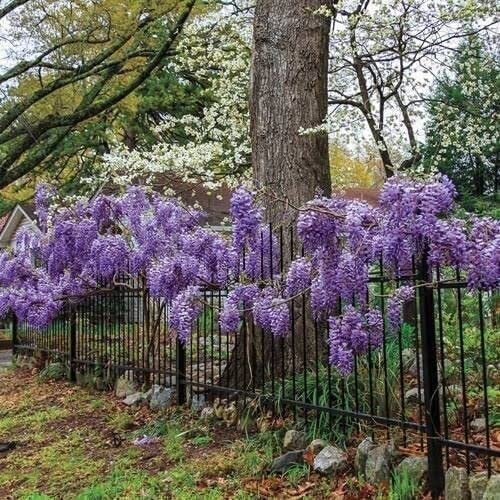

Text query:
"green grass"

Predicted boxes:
[[235, 431, 281, 474], [0, 362, 441, 499], [163, 425, 186, 463], [388, 467, 421, 500], [0, 430, 105, 497], [0, 405, 69, 436], [281, 463, 310, 485], [108, 411, 135, 432], [76, 468, 163, 500], [271, 325, 412, 443], [190, 434, 213, 447]]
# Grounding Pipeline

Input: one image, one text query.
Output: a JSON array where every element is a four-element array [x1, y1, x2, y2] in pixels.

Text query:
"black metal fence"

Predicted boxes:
[[11, 230, 500, 497]]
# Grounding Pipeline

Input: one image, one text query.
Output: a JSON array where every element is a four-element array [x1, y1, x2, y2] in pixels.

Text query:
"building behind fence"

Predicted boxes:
[[11, 227, 500, 497]]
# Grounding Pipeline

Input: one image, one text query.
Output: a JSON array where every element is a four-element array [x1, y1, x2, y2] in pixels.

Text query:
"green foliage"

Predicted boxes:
[[38, 362, 67, 381], [0, 196, 14, 216], [456, 192, 499, 218], [21, 494, 53, 500], [485, 387, 500, 427], [190, 434, 214, 447], [439, 291, 500, 380], [272, 326, 413, 443], [423, 37, 499, 203], [162, 425, 186, 463], [77, 468, 163, 500], [0, 0, 215, 193], [389, 466, 421, 500]]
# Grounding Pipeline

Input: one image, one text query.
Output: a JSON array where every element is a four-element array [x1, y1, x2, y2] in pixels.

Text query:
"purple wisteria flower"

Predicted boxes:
[[219, 284, 259, 333], [387, 286, 415, 331], [284, 257, 312, 298], [230, 187, 262, 253], [252, 286, 290, 336], [1, 174, 499, 377], [169, 286, 202, 343]]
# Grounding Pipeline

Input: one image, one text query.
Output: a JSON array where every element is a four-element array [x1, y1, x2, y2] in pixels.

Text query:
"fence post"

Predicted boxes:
[[69, 307, 77, 382], [176, 338, 187, 405], [418, 249, 444, 498], [11, 314, 18, 356]]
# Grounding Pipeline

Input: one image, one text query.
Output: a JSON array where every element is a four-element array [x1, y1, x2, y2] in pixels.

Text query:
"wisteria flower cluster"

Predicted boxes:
[[0, 174, 498, 375]]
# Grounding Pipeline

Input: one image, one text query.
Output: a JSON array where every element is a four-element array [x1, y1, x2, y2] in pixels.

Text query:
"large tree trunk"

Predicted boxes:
[[218, 1, 332, 395], [250, 0, 332, 227]]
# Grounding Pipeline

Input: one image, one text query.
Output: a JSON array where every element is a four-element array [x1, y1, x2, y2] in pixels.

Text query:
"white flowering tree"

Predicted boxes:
[[325, 0, 498, 176], [99, 15, 252, 192], [423, 37, 499, 204]]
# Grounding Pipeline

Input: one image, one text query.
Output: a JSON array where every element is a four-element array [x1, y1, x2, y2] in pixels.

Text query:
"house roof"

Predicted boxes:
[[0, 203, 40, 248], [162, 180, 232, 227], [101, 176, 232, 227], [0, 212, 10, 234], [341, 187, 380, 206]]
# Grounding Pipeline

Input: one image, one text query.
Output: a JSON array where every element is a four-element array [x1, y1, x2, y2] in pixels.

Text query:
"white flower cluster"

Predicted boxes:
[[326, 0, 497, 167], [427, 42, 498, 172], [93, 14, 252, 192]]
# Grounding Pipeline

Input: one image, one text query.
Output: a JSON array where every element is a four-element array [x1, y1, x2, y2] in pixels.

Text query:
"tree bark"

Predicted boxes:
[[250, 0, 332, 227], [218, 1, 333, 395]]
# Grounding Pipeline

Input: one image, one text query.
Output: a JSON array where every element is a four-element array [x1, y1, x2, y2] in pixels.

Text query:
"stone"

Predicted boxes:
[[470, 418, 486, 433], [355, 437, 376, 477], [191, 394, 206, 411], [115, 371, 138, 399], [365, 444, 392, 483], [395, 456, 428, 485], [313, 446, 348, 475], [270, 450, 304, 474], [283, 430, 306, 451], [15, 354, 35, 369], [93, 376, 106, 391], [401, 348, 416, 370], [445, 467, 470, 500], [123, 392, 146, 406], [404, 387, 424, 405], [143, 387, 154, 401], [469, 472, 488, 500], [306, 439, 329, 456], [200, 407, 215, 419], [149, 386, 173, 411], [408, 355, 423, 378], [484, 475, 500, 500], [75, 371, 88, 386]]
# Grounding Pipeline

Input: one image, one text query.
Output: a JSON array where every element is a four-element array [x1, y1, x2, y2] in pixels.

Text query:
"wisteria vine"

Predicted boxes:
[[0, 175, 498, 375]]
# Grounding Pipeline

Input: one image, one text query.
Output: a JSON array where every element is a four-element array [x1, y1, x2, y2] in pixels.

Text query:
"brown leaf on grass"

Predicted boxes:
[[286, 481, 315, 498], [303, 448, 315, 466], [491, 430, 500, 446], [398, 445, 425, 456], [357, 482, 378, 499], [197, 477, 227, 489]]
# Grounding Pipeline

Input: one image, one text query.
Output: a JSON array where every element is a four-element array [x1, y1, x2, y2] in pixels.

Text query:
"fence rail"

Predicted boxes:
[[12, 232, 500, 497]]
